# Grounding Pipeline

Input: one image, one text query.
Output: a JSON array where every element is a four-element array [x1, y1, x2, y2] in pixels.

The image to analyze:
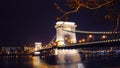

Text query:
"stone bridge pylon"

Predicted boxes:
[[55, 21, 77, 46]]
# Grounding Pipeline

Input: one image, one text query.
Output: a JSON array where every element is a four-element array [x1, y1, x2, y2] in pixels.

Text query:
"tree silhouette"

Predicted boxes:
[[55, 0, 120, 32]]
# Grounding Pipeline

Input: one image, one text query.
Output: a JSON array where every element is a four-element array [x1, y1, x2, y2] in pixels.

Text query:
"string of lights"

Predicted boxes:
[[58, 38, 120, 47], [44, 38, 120, 49], [62, 29, 120, 34]]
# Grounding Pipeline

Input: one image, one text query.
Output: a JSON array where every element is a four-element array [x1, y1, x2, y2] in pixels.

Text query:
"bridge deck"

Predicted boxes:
[[38, 40, 120, 51]]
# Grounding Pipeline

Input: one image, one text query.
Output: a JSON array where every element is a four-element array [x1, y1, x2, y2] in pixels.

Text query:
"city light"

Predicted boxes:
[[101, 35, 107, 39], [78, 40, 82, 43], [88, 34, 93, 38], [82, 39, 86, 42], [57, 40, 65, 46], [34, 51, 40, 55]]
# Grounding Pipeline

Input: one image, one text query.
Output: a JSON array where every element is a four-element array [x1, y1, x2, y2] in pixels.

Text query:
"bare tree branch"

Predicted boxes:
[[83, 0, 114, 9], [55, 0, 114, 21], [55, 0, 119, 31], [113, 12, 120, 32]]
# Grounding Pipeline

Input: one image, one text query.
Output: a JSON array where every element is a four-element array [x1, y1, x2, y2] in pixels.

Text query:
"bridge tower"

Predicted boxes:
[[55, 21, 77, 46]]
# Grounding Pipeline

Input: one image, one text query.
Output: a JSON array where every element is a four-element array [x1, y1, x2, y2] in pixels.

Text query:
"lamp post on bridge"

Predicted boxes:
[[78, 38, 86, 43], [101, 35, 107, 40], [87, 34, 94, 42]]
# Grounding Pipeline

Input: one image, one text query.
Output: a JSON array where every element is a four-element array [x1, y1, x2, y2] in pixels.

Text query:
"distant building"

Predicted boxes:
[[24, 46, 35, 54], [1, 47, 22, 54], [35, 42, 42, 51]]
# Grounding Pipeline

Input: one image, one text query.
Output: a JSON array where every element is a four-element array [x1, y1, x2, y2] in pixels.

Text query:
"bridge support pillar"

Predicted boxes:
[[55, 21, 77, 46]]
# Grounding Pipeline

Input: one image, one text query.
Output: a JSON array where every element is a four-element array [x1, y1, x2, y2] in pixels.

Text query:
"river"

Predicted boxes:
[[0, 54, 120, 68]]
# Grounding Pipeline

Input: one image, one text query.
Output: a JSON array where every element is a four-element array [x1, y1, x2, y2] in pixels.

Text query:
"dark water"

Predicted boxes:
[[0, 54, 120, 68]]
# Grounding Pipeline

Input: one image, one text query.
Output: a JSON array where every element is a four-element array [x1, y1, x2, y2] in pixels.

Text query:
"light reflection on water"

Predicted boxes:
[[78, 63, 85, 68], [32, 56, 81, 68], [0, 55, 120, 68], [32, 56, 58, 68], [56, 49, 80, 63]]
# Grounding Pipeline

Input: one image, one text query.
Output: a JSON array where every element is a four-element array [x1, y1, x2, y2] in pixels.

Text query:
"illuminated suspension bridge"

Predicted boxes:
[[45, 21, 120, 47], [34, 21, 120, 63]]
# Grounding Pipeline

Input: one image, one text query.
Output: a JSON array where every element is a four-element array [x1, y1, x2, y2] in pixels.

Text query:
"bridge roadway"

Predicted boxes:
[[35, 39, 120, 62], [38, 39, 120, 51]]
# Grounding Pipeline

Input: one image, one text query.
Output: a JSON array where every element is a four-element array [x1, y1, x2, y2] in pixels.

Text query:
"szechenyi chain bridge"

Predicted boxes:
[[34, 21, 120, 63]]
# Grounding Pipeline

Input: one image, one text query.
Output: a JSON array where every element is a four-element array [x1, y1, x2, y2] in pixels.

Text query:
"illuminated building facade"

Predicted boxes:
[[35, 42, 42, 51], [55, 21, 77, 46]]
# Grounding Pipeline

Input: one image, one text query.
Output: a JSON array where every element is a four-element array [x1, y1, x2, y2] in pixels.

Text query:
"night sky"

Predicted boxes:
[[0, 0, 120, 46]]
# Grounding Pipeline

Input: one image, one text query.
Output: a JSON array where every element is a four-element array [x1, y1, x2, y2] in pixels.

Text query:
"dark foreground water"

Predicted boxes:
[[0, 54, 120, 68]]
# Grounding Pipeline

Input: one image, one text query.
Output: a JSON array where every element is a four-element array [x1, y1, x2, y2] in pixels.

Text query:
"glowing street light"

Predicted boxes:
[[88, 34, 93, 38], [87, 34, 94, 42], [82, 39, 86, 42], [101, 35, 107, 39], [78, 40, 82, 43], [78, 39, 86, 43]]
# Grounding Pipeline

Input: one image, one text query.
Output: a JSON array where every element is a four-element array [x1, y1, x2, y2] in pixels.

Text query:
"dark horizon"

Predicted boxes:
[[0, 0, 120, 46]]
